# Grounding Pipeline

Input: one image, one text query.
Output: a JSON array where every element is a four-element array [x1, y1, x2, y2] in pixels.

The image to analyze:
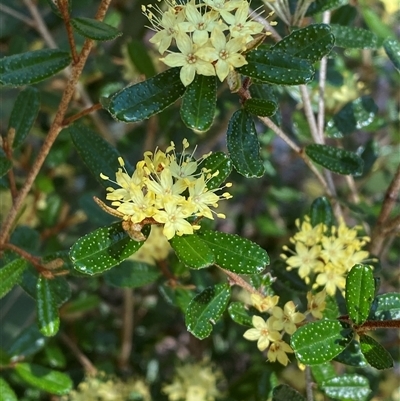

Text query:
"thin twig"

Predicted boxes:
[[58, 0, 79, 64], [305, 366, 314, 401], [3, 129, 18, 199], [62, 103, 102, 126], [218, 266, 263, 296], [118, 289, 134, 371], [250, 9, 282, 42], [300, 85, 319, 143], [0, 3, 35, 27]]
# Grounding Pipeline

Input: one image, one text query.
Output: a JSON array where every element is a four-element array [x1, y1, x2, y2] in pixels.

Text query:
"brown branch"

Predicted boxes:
[[58, 0, 79, 64], [218, 266, 263, 296], [3, 129, 18, 199], [62, 103, 102, 126]]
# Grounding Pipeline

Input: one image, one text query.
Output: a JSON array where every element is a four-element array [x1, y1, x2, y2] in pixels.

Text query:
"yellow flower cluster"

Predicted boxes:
[[281, 217, 371, 296], [142, 0, 273, 85], [100, 139, 232, 241]]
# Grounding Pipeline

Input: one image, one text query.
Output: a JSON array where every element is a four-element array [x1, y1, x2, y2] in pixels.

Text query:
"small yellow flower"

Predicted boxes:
[[306, 289, 327, 319], [270, 301, 305, 335], [292, 217, 325, 247], [314, 265, 346, 296], [267, 339, 294, 366], [243, 315, 281, 351], [251, 294, 279, 313]]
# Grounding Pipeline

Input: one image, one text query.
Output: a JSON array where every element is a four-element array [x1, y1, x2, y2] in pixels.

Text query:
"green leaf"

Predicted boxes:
[[228, 302, 253, 326], [180, 74, 217, 132], [127, 39, 156, 78], [238, 50, 314, 85], [243, 98, 277, 117], [71, 17, 122, 41], [272, 384, 306, 401], [368, 293, 400, 320], [291, 319, 353, 365], [44, 344, 67, 369], [170, 234, 214, 269], [361, 8, 394, 43], [0, 377, 18, 401], [8, 86, 40, 149], [358, 139, 379, 177], [106, 68, 185, 122], [0, 348, 11, 367], [69, 123, 131, 188], [0, 258, 27, 299], [0, 148, 12, 177], [334, 337, 368, 367], [306, 0, 348, 16], [36, 276, 60, 337], [311, 363, 336, 386], [227, 109, 264, 178], [15, 363, 72, 395], [359, 335, 394, 370], [185, 283, 231, 339], [70, 222, 146, 275], [197, 230, 269, 274], [310, 196, 334, 227], [7, 325, 47, 358], [305, 144, 364, 176], [383, 38, 400, 71], [272, 24, 335, 63], [321, 374, 371, 401], [345, 264, 374, 325], [0, 49, 71, 86], [104, 261, 161, 288], [330, 25, 377, 49], [199, 152, 232, 190], [326, 96, 378, 138]]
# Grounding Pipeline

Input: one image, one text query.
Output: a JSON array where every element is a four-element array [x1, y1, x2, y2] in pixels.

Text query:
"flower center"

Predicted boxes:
[[187, 53, 197, 64], [219, 50, 228, 60]]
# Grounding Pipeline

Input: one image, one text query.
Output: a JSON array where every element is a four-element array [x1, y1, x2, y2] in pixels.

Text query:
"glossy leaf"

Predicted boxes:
[[311, 363, 336, 386], [272, 24, 335, 63], [326, 96, 378, 138], [358, 139, 379, 177], [310, 196, 334, 227], [383, 38, 400, 71], [0, 49, 71, 86], [227, 109, 264, 178], [170, 234, 214, 269], [127, 39, 156, 77], [0, 148, 12, 178], [7, 325, 47, 358], [334, 337, 368, 367], [180, 74, 217, 132], [305, 144, 364, 176], [36, 276, 60, 337], [243, 98, 277, 117], [291, 319, 353, 365], [185, 283, 231, 339], [359, 335, 394, 370], [71, 17, 122, 41], [70, 222, 146, 275], [306, 0, 347, 15], [0, 377, 17, 401], [368, 292, 400, 320], [199, 152, 232, 190], [272, 384, 306, 401], [228, 302, 253, 326], [197, 230, 269, 274], [330, 25, 377, 49], [321, 374, 371, 401], [8, 86, 40, 149], [345, 264, 374, 325], [15, 363, 72, 395], [106, 68, 185, 122], [0, 258, 27, 299], [238, 50, 314, 85], [104, 261, 161, 288], [69, 123, 131, 188]]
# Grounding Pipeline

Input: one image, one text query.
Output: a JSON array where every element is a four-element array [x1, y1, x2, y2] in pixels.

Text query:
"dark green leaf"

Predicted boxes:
[[291, 319, 353, 365], [227, 109, 264, 178], [61, 294, 100, 316], [0, 348, 11, 367], [243, 98, 277, 117], [272, 384, 306, 401], [383, 38, 400, 71], [185, 283, 231, 339], [345, 264, 374, 325], [7, 325, 47, 358], [310, 196, 334, 227], [228, 302, 253, 326], [238, 50, 314, 85], [197, 230, 269, 274], [0, 49, 71, 86], [170, 234, 214, 269], [368, 293, 400, 320], [71, 17, 122, 41], [69, 123, 132, 188], [0, 377, 18, 401], [306, 0, 347, 16], [127, 39, 156, 77], [331, 5, 357, 26], [272, 24, 335, 63], [321, 374, 371, 401], [15, 363, 72, 395], [358, 139, 379, 177], [330, 25, 377, 48], [44, 344, 67, 369], [0, 258, 27, 299], [107, 68, 185, 122], [70, 222, 146, 275], [180, 74, 217, 132], [326, 96, 378, 138], [311, 363, 336, 386], [104, 260, 161, 288], [199, 152, 232, 190], [305, 144, 364, 176], [359, 335, 394, 370], [8, 86, 40, 149], [36, 276, 60, 337], [334, 337, 368, 367], [0, 148, 12, 178]]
